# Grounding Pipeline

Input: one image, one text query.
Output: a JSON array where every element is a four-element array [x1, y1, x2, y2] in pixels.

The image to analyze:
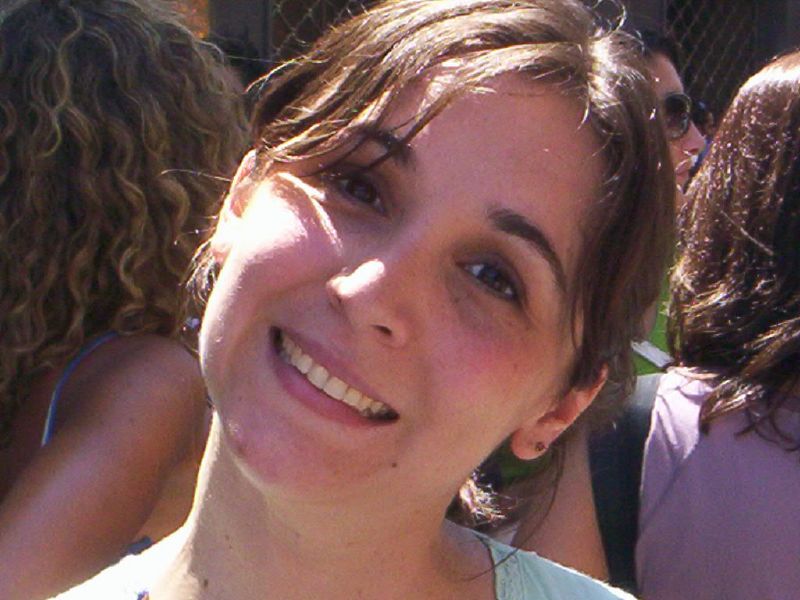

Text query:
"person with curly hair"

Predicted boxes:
[[56, 0, 674, 597], [0, 1, 247, 597]]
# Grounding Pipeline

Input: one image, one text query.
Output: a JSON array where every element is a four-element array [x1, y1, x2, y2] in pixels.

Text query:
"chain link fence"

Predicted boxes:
[[665, 0, 760, 125], [269, 0, 372, 61], [258, 0, 764, 126]]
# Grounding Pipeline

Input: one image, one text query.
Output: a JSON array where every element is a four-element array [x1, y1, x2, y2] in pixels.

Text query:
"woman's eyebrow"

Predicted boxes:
[[488, 207, 568, 295]]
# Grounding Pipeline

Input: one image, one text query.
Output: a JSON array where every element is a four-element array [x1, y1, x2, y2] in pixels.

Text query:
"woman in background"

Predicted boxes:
[[0, 1, 246, 597], [640, 30, 705, 196], [635, 30, 706, 367], [637, 49, 800, 600]]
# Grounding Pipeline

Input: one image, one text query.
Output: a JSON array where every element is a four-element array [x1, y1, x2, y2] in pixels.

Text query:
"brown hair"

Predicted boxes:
[[192, 0, 675, 519], [670, 50, 800, 450], [0, 0, 248, 447], [639, 29, 684, 71]]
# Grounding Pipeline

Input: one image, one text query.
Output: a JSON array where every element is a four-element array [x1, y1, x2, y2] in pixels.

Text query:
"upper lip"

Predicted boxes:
[[274, 326, 396, 413]]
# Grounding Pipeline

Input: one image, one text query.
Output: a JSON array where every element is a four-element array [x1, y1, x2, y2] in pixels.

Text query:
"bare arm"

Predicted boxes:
[[511, 425, 609, 580], [0, 335, 206, 600]]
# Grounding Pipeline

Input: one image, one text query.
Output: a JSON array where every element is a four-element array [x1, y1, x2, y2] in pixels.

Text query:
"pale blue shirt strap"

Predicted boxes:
[[40, 332, 119, 446]]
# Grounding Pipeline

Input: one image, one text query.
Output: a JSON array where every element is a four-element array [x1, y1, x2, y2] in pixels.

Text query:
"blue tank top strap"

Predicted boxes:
[[40, 332, 119, 446]]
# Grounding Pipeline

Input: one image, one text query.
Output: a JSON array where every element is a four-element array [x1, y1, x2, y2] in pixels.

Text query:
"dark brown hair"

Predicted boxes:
[[0, 0, 248, 447], [671, 50, 800, 450], [639, 29, 684, 71], [193, 0, 675, 519]]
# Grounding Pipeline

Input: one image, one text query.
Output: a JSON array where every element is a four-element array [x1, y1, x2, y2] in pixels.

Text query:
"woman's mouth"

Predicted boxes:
[[274, 330, 398, 421], [677, 154, 700, 178]]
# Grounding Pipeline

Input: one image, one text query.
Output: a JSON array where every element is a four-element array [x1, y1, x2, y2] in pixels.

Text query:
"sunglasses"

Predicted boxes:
[[661, 92, 692, 141]]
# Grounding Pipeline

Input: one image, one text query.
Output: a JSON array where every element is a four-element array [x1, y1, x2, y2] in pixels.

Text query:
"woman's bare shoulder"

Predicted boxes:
[[0, 334, 205, 599]]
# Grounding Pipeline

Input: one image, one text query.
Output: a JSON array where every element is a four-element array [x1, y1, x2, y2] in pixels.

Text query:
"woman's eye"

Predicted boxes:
[[327, 171, 384, 213], [464, 262, 520, 302]]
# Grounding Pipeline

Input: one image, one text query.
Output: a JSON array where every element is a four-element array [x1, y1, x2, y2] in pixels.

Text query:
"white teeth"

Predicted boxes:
[[355, 394, 371, 412], [290, 343, 302, 362], [323, 377, 348, 400], [343, 387, 363, 408], [307, 364, 329, 389], [278, 333, 394, 420], [295, 353, 313, 374]]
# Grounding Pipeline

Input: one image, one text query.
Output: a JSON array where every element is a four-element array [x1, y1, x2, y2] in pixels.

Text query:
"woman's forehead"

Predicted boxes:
[[647, 53, 685, 95], [385, 72, 603, 187]]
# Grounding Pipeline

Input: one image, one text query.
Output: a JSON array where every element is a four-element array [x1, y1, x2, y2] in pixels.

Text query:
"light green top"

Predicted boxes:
[[476, 533, 637, 600], [55, 529, 636, 599]]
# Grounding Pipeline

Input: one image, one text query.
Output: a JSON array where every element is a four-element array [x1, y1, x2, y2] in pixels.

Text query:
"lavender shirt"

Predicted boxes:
[[636, 371, 800, 600]]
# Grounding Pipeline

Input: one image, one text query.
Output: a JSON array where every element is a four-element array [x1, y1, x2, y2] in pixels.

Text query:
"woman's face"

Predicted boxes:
[[200, 73, 605, 511], [647, 53, 706, 189]]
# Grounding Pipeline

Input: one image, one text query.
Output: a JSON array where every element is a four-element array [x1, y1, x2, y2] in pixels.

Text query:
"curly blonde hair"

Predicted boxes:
[[0, 0, 248, 447]]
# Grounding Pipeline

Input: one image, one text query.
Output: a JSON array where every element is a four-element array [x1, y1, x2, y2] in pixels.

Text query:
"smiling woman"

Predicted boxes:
[[202, 73, 607, 502], [56, 1, 674, 599]]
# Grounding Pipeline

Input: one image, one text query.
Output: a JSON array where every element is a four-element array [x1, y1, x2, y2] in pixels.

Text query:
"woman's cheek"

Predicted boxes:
[[443, 275, 566, 407], [237, 196, 343, 289]]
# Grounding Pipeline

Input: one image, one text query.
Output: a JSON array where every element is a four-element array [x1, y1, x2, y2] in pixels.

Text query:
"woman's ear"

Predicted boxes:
[[210, 150, 258, 263], [509, 366, 608, 461]]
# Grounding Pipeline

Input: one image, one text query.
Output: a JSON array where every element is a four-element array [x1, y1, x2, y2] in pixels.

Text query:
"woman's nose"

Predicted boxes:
[[682, 121, 706, 158], [325, 258, 413, 348]]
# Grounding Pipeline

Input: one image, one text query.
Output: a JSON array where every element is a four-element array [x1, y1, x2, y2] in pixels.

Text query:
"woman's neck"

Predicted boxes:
[[150, 420, 494, 600]]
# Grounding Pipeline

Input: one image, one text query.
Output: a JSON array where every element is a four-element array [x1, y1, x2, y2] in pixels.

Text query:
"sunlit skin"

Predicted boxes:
[[179, 73, 607, 599], [647, 53, 706, 190]]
